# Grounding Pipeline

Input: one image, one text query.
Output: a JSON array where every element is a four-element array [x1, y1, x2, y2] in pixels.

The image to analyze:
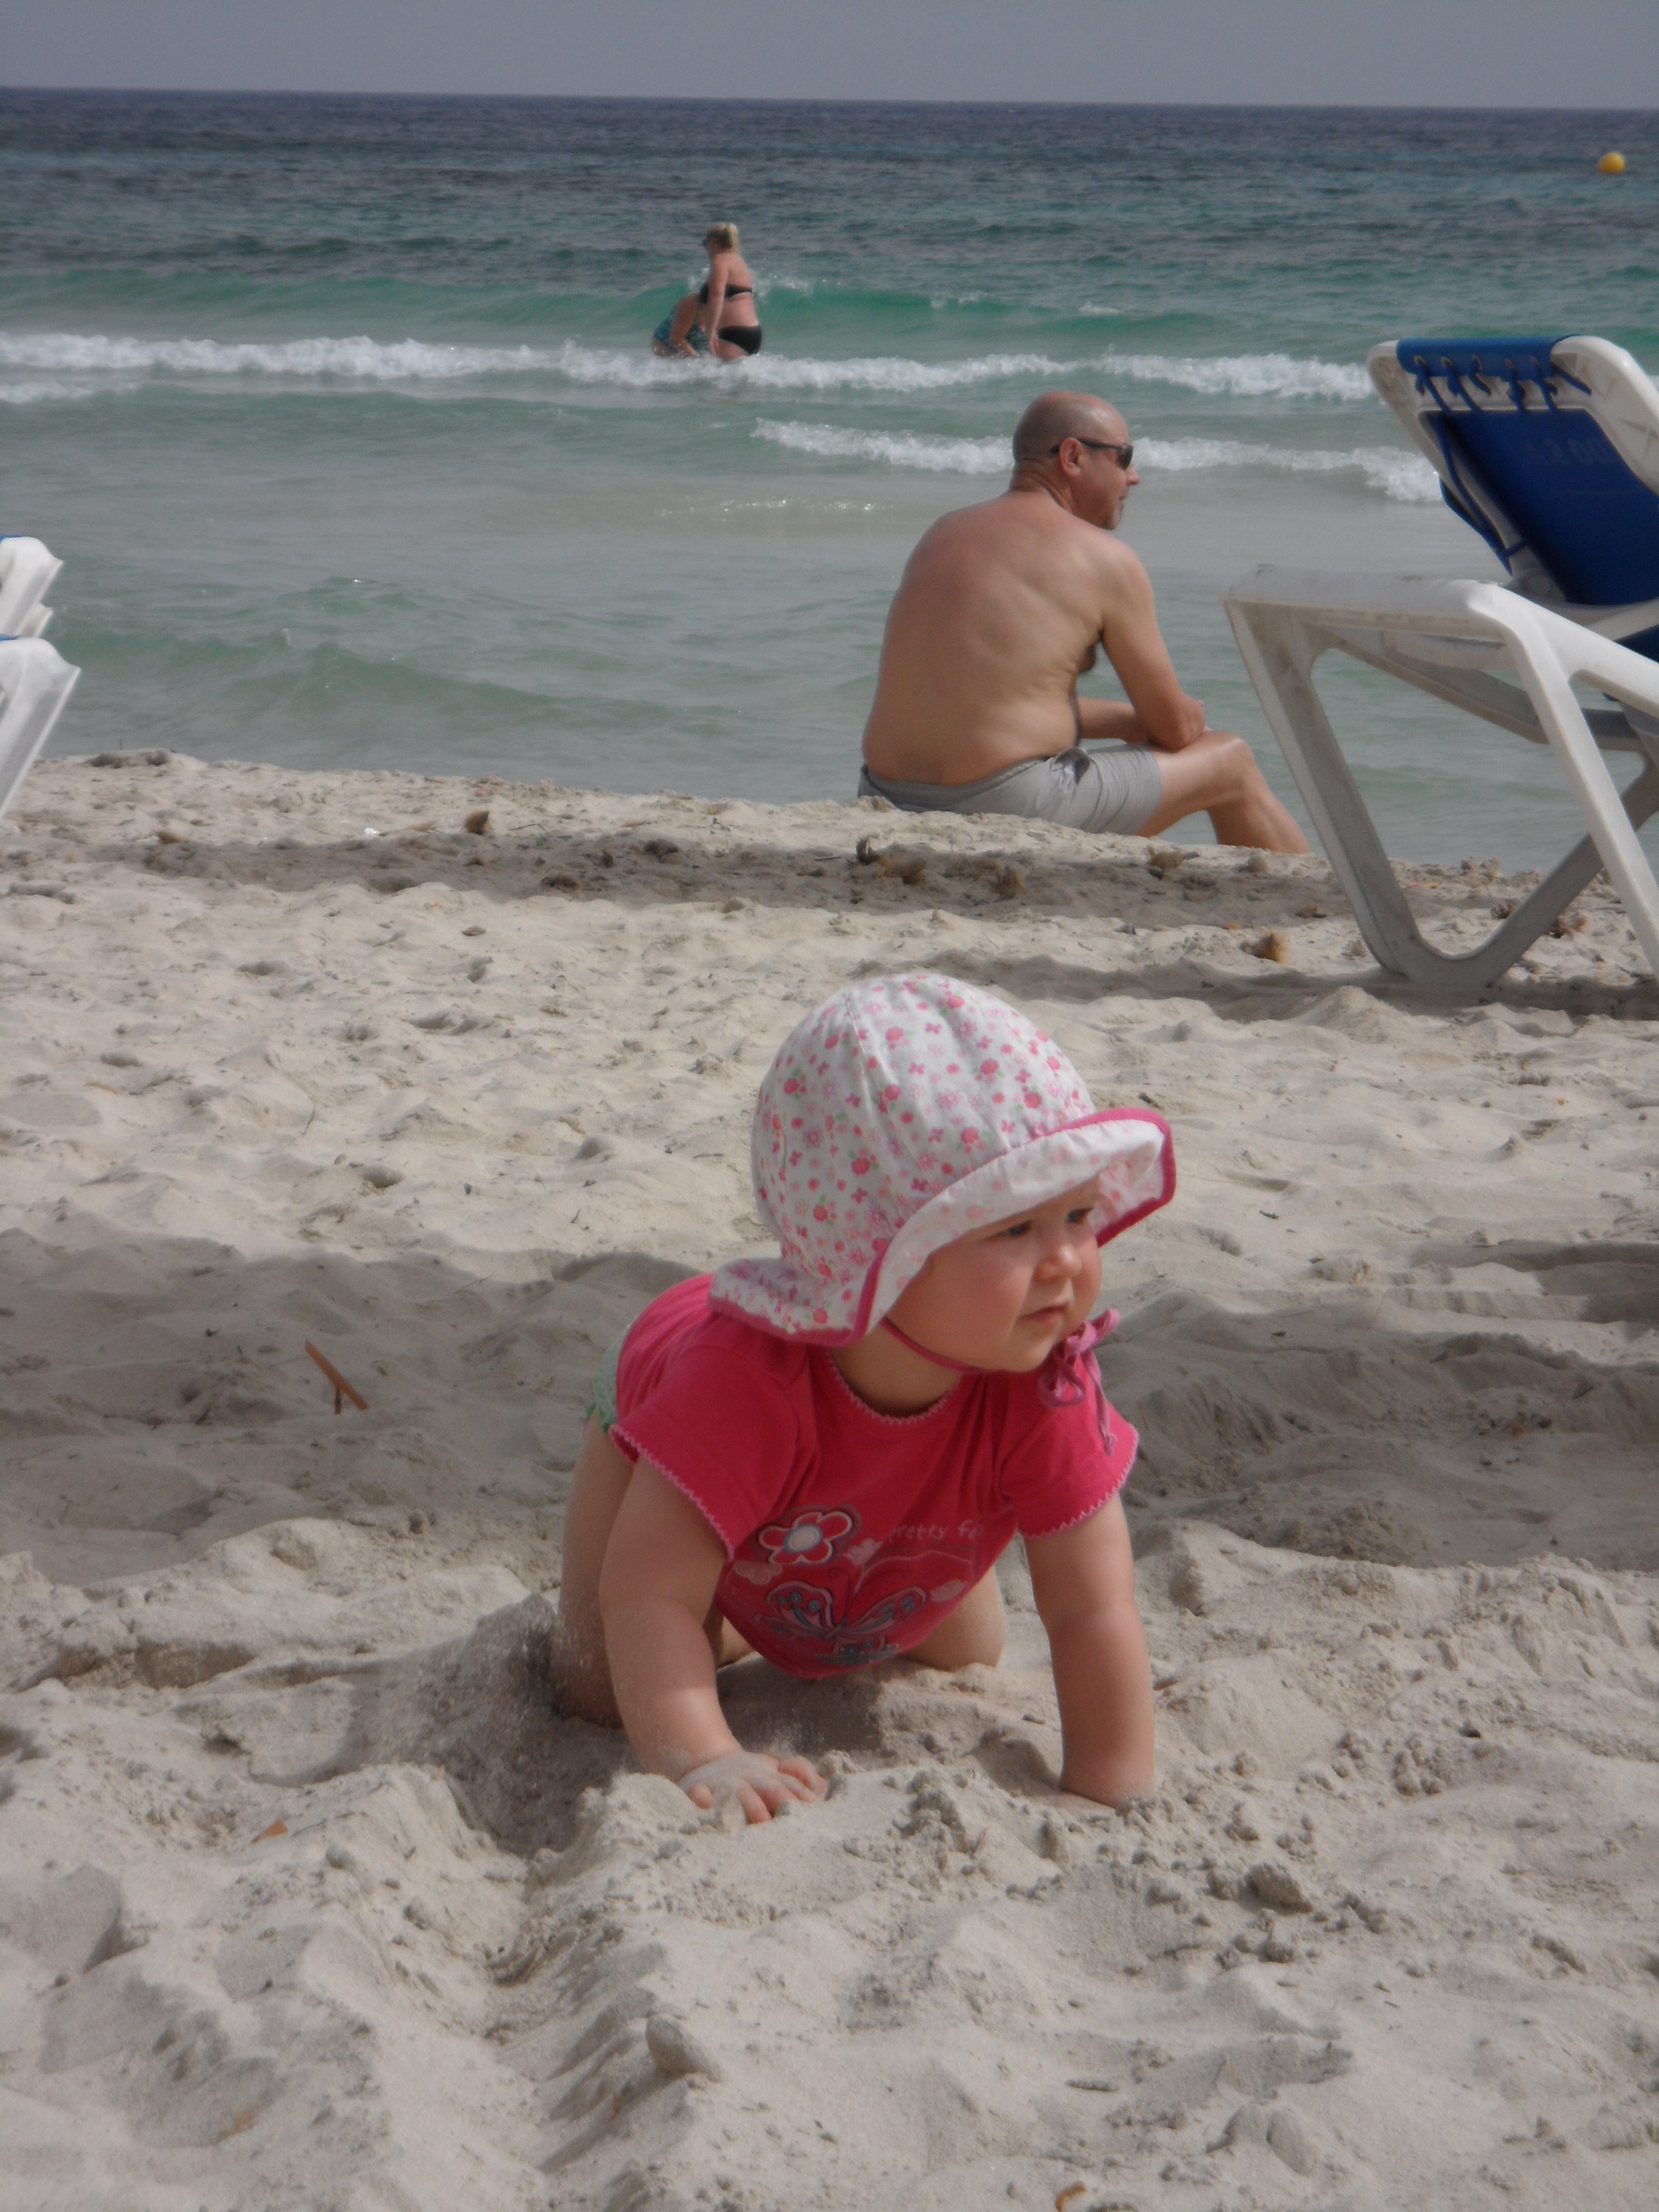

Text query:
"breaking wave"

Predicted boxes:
[[0, 331, 549, 381], [756, 418, 1439, 499], [0, 378, 110, 405], [1100, 350, 1374, 401], [753, 420, 1012, 474], [0, 329, 1066, 397], [1139, 436, 1438, 499], [0, 331, 1372, 405]]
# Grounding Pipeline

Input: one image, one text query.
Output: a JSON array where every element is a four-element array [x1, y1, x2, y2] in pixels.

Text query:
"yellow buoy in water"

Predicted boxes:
[[1598, 151, 1627, 174]]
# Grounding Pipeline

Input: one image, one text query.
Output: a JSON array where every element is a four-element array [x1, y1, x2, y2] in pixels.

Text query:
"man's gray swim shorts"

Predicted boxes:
[[857, 742, 1161, 836]]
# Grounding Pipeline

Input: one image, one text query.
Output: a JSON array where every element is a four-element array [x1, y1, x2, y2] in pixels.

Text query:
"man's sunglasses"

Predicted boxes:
[[1052, 436, 1134, 466]]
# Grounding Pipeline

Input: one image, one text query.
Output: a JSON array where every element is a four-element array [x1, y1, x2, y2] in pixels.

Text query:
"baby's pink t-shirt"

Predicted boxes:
[[609, 1274, 1136, 1679]]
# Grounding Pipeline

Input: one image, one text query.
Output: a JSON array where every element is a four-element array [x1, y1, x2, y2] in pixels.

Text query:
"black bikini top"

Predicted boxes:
[[698, 281, 753, 302]]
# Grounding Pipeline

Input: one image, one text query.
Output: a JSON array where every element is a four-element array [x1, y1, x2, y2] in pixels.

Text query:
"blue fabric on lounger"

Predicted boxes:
[[1396, 337, 1659, 657], [1221, 332, 1659, 994]]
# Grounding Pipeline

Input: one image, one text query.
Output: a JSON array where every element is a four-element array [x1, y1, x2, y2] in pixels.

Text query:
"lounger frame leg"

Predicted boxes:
[[1225, 580, 1659, 996], [1503, 600, 1659, 981]]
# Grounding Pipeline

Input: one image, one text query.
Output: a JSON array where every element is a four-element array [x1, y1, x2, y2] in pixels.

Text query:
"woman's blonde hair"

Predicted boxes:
[[704, 221, 740, 252]]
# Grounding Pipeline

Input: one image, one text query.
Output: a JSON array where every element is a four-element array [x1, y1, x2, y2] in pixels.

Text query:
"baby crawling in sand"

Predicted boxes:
[[552, 972, 1175, 1823]]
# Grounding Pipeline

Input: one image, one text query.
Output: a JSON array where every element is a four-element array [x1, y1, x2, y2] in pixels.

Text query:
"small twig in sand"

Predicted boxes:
[[305, 1340, 369, 1414]]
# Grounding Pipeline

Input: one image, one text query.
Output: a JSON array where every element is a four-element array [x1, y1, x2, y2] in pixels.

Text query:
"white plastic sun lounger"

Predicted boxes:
[[0, 640, 81, 827], [1223, 335, 1659, 994], [0, 536, 65, 640]]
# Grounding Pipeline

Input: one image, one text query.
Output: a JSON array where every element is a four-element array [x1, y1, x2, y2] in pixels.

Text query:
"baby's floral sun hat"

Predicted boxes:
[[710, 972, 1175, 1343]]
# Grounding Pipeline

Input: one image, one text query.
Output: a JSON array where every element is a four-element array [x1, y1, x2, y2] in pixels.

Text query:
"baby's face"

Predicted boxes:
[[887, 1177, 1103, 1372]]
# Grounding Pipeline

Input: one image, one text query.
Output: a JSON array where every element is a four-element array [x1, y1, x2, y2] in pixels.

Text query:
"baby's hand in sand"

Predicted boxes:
[[677, 1752, 826, 1825]]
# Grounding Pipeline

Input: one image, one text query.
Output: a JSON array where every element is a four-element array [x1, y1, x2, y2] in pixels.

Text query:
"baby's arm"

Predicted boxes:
[[1026, 1494, 1155, 1807], [598, 1458, 824, 1824]]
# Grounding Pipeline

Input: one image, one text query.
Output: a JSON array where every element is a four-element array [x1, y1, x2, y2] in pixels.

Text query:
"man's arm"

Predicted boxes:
[[1026, 1494, 1155, 1806], [1074, 695, 1148, 743], [1094, 546, 1207, 753]]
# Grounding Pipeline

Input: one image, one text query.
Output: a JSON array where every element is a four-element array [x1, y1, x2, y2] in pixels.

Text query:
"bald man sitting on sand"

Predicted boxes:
[[859, 389, 1307, 853]]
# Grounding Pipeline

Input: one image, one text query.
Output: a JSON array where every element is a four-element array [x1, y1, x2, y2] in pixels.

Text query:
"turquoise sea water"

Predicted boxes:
[[5, 93, 1658, 864]]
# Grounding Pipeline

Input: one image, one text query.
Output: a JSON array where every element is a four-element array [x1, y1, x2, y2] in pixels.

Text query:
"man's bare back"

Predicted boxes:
[[861, 390, 1306, 853]]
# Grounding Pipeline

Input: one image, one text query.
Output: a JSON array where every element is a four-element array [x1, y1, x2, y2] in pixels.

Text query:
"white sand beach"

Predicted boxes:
[[2, 751, 1657, 2211]]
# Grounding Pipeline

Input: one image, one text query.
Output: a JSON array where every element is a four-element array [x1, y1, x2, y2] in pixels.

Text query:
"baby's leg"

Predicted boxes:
[[908, 1564, 1006, 1671], [554, 1417, 752, 1719], [553, 1416, 635, 1722], [711, 1616, 754, 1667]]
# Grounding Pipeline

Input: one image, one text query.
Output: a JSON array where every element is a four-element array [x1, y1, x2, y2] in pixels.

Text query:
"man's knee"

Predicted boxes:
[[1201, 729, 1263, 796], [1146, 729, 1254, 820]]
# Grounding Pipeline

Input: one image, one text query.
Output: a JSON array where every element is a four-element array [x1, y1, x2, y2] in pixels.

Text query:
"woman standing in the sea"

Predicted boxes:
[[650, 224, 763, 360]]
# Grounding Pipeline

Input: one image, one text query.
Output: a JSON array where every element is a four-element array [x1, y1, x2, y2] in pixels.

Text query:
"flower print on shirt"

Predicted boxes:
[[755, 1506, 857, 1568], [766, 1580, 928, 1669]]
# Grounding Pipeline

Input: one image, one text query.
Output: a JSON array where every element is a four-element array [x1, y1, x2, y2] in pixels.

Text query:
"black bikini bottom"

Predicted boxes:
[[718, 325, 762, 356]]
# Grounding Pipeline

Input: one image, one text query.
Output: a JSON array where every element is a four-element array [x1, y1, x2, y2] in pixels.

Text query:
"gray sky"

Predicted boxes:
[[9, 1, 1658, 108]]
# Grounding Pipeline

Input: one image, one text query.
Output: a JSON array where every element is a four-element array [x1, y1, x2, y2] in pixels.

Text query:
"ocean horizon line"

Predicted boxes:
[[5, 85, 1657, 117]]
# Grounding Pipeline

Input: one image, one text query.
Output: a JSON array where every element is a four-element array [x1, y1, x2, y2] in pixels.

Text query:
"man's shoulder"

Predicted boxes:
[[955, 492, 1145, 563], [1052, 512, 1150, 598], [917, 492, 1083, 563], [917, 494, 1014, 545]]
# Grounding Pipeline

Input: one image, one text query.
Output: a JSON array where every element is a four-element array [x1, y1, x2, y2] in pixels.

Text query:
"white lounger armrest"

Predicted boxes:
[[0, 639, 81, 827], [0, 538, 65, 640]]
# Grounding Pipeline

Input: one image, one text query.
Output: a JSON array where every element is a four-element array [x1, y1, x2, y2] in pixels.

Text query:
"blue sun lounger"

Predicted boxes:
[[1223, 336, 1659, 993], [1, 539, 80, 826]]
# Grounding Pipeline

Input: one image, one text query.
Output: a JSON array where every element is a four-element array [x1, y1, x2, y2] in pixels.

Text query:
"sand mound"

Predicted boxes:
[[5, 1516, 1657, 2209]]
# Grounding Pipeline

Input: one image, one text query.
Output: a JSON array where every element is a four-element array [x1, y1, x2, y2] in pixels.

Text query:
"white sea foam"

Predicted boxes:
[[0, 330, 1067, 397], [0, 330, 548, 381], [555, 345, 1068, 395], [1099, 350, 1374, 401], [1138, 435, 1440, 499], [0, 329, 1375, 408], [753, 420, 1012, 474], [756, 417, 1438, 499], [747, 349, 1066, 393], [1, 323, 1429, 497], [0, 379, 109, 405]]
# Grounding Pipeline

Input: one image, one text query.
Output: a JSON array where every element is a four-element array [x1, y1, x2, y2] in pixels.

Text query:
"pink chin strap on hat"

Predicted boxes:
[[709, 972, 1176, 1403]]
